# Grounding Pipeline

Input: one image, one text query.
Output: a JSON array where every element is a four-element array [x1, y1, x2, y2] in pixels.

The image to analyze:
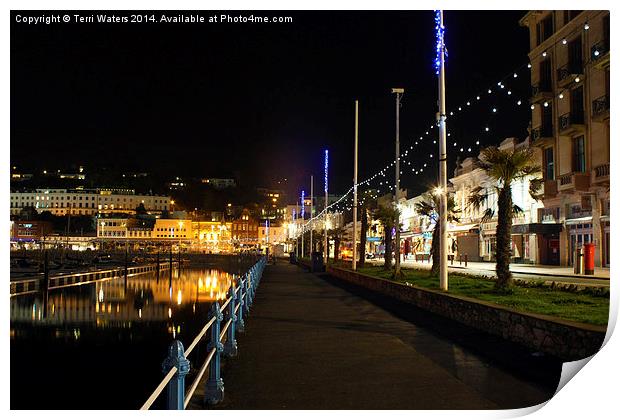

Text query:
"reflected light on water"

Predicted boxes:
[[11, 268, 235, 330]]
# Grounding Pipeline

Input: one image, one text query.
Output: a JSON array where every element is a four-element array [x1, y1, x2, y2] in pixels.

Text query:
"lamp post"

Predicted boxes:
[[352, 100, 359, 271], [324, 149, 329, 264], [310, 175, 314, 256], [392, 88, 404, 276], [301, 190, 305, 258], [436, 10, 449, 291]]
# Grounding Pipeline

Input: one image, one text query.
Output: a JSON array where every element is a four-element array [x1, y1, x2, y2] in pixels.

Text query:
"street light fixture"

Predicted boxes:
[[392, 88, 404, 276]]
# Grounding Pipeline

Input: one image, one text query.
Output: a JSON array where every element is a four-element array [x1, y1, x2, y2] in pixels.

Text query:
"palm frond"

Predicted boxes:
[[480, 208, 495, 223], [528, 177, 544, 201], [468, 185, 489, 211], [512, 204, 524, 215]]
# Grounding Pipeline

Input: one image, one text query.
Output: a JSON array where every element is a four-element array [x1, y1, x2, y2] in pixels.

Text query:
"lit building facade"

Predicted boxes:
[[191, 221, 233, 253], [450, 138, 544, 263], [96, 216, 192, 243], [520, 10, 610, 267], [231, 210, 259, 247], [10, 188, 171, 216]]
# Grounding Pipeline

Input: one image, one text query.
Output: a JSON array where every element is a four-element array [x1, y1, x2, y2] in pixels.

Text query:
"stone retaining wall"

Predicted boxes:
[[327, 266, 606, 361]]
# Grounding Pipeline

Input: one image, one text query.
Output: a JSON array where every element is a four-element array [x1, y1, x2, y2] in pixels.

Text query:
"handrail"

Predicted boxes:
[[220, 319, 233, 341], [140, 256, 267, 410], [140, 365, 179, 410], [184, 348, 217, 408], [220, 295, 233, 313], [184, 316, 216, 357]]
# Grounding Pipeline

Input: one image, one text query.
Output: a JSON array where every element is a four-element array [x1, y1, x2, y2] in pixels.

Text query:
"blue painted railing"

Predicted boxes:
[[140, 256, 266, 410]]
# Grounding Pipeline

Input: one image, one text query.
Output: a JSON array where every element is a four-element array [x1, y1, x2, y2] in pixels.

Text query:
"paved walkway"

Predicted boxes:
[[370, 259, 610, 286], [189, 263, 558, 410]]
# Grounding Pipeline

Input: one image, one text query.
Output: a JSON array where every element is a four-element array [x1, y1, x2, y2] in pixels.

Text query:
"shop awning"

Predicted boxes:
[[448, 223, 479, 233], [511, 223, 563, 234], [565, 216, 593, 225]]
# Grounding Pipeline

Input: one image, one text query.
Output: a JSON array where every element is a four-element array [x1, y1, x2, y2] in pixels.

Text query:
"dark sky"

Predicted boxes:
[[11, 10, 530, 199]]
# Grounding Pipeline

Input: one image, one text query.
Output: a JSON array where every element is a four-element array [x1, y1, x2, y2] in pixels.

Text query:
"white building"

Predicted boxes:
[[450, 138, 544, 263], [10, 188, 171, 217], [520, 10, 610, 267]]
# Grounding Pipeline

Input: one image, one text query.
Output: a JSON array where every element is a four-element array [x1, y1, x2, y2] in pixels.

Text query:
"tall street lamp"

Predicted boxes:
[[435, 10, 449, 290], [392, 88, 404, 276]]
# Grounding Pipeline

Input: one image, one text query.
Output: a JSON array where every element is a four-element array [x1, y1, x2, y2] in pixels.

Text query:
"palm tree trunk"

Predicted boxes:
[[334, 236, 340, 261], [430, 219, 440, 277], [359, 207, 367, 267], [496, 186, 513, 290], [384, 225, 393, 270]]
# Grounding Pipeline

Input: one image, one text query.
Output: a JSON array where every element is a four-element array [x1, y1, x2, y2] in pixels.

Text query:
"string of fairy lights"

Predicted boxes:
[[294, 17, 599, 234]]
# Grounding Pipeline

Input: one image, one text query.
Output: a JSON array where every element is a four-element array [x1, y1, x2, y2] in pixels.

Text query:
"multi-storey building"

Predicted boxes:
[[192, 221, 233, 253], [520, 10, 610, 267], [96, 216, 192, 243], [450, 138, 545, 263], [231, 210, 259, 247], [10, 188, 171, 217], [201, 178, 236, 189]]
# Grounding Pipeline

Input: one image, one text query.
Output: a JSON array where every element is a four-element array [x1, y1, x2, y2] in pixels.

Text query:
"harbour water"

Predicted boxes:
[[10, 267, 237, 409]]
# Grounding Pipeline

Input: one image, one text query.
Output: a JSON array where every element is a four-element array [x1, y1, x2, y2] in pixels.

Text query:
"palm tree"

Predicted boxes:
[[468, 146, 543, 291], [414, 191, 460, 277], [375, 203, 398, 270], [358, 190, 378, 267], [329, 226, 346, 261]]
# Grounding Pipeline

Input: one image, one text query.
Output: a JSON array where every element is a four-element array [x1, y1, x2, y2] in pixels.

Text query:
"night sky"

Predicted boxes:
[[11, 10, 530, 199]]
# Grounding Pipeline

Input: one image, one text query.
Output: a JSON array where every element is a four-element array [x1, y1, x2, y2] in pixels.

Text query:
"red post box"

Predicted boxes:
[[584, 243, 595, 275]]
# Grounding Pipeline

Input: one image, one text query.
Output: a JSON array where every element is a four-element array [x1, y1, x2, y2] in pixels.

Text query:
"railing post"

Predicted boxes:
[[248, 271, 254, 307], [224, 284, 238, 357], [236, 279, 245, 332], [204, 302, 224, 405], [243, 274, 251, 313], [162, 340, 190, 410]]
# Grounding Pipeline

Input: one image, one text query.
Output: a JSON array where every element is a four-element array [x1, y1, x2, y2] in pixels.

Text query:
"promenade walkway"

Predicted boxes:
[[188, 263, 559, 410], [371, 259, 610, 287]]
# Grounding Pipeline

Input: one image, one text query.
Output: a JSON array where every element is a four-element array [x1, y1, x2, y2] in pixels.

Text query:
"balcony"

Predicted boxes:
[[592, 95, 610, 122], [530, 83, 553, 104], [556, 63, 584, 88], [558, 112, 585, 135], [558, 172, 590, 193], [592, 163, 610, 185], [543, 179, 558, 198], [532, 125, 554, 146], [591, 40, 610, 69]]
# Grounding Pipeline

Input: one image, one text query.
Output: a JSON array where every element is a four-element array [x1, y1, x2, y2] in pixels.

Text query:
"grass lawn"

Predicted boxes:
[[338, 264, 609, 326]]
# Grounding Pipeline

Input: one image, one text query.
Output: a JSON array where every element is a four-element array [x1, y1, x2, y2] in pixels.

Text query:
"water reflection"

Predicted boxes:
[[11, 266, 240, 409], [10, 268, 234, 331]]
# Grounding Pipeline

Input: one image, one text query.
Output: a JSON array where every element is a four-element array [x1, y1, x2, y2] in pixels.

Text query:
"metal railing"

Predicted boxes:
[[532, 125, 553, 141], [592, 95, 610, 117], [140, 256, 267, 410], [557, 63, 583, 82], [10, 260, 179, 297], [531, 83, 552, 97], [559, 112, 584, 131]]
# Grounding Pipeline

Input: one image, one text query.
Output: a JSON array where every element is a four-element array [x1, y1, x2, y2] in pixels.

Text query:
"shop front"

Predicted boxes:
[[511, 222, 562, 265]]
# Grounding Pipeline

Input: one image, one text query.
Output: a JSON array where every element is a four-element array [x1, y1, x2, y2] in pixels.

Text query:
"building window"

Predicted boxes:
[[544, 147, 555, 180], [573, 136, 586, 173], [570, 85, 585, 124], [539, 58, 552, 91], [567, 36, 583, 73], [563, 10, 582, 25], [536, 14, 554, 45]]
